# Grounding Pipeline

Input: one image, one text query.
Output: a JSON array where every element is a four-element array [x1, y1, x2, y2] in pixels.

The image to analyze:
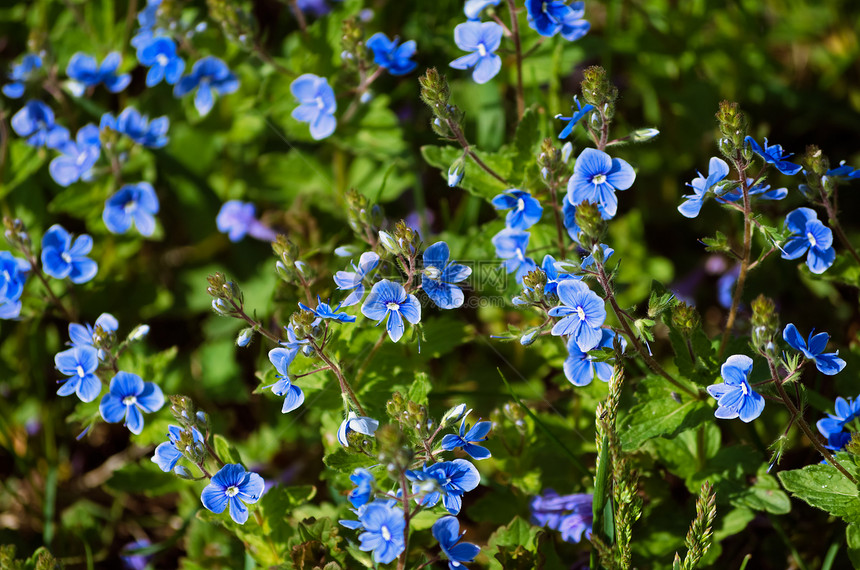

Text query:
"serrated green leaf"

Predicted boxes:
[[778, 460, 860, 522], [213, 434, 243, 466]]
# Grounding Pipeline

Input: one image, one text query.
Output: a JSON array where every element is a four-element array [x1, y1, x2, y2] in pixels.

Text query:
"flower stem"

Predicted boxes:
[[505, 0, 525, 118], [446, 118, 510, 186], [718, 171, 752, 357], [397, 470, 412, 570], [310, 339, 366, 416]]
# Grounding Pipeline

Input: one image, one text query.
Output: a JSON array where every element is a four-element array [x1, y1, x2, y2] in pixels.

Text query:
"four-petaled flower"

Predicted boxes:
[[557, 96, 595, 139], [744, 136, 802, 175], [492, 229, 536, 284], [783, 323, 846, 376], [267, 346, 305, 413], [99, 371, 165, 434], [41, 225, 98, 284], [548, 280, 606, 351], [49, 124, 101, 186], [11, 100, 68, 148], [103, 183, 160, 236], [406, 459, 480, 514], [564, 329, 625, 387], [3, 54, 42, 99], [531, 490, 593, 543], [707, 354, 764, 423], [136, 36, 185, 87], [441, 410, 492, 459], [357, 502, 406, 564], [432, 516, 481, 570], [366, 33, 417, 76], [0, 251, 29, 319], [567, 148, 636, 219], [66, 52, 131, 95], [290, 73, 337, 140], [781, 207, 836, 274], [361, 279, 421, 342], [152, 424, 204, 473], [541, 254, 578, 297], [816, 396, 860, 452], [299, 296, 356, 322], [491, 190, 543, 230], [101, 107, 169, 148], [174, 56, 239, 116], [69, 312, 118, 361], [55, 346, 101, 402], [678, 156, 730, 218], [450, 21, 503, 84], [337, 411, 380, 447], [422, 242, 472, 310], [201, 464, 265, 525], [334, 252, 380, 307], [215, 200, 277, 242], [526, 0, 590, 41]]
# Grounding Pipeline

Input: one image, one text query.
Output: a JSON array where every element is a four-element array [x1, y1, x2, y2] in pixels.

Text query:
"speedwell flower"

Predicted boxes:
[[3, 54, 42, 98], [563, 329, 626, 387], [100, 107, 169, 148], [11, 100, 68, 148], [531, 490, 593, 543], [492, 229, 536, 284], [201, 464, 265, 524], [337, 412, 380, 447], [707, 354, 764, 423], [422, 241, 472, 310], [357, 502, 406, 564], [450, 21, 503, 84], [55, 346, 101, 402], [290, 73, 337, 140], [433, 516, 481, 570], [783, 323, 846, 376], [136, 36, 185, 86], [66, 52, 131, 94], [406, 459, 480, 515], [744, 136, 802, 175], [41, 225, 98, 284], [440, 410, 492, 459], [99, 372, 165, 434], [152, 425, 204, 473], [781, 207, 835, 274], [557, 96, 594, 139], [103, 183, 160, 236], [334, 252, 380, 307], [174, 56, 239, 116], [548, 280, 606, 351], [0, 251, 29, 319], [49, 124, 101, 186], [678, 156, 730, 218], [491, 190, 543, 230], [567, 148, 635, 218], [366, 33, 417, 76], [361, 279, 421, 342], [267, 346, 305, 413]]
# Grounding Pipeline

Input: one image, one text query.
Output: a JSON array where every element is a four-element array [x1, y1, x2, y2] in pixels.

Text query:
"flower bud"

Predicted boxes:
[[631, 128, 659, 142], [580, 66, 617, 120], [236, 327, 254, 347], [671, 302, 700, 336], [173, 465, 194, 479], [448, 157, 465, 187], [127, 324, 150, 342]]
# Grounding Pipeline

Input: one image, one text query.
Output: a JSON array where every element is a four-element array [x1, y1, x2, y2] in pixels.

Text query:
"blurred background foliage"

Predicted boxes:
[[0, 0, 859, 568]]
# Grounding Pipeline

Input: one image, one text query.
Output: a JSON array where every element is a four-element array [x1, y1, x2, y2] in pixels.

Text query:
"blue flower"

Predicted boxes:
[[465, 0, 500, 19], [54, 346, 101, 402], [432, 516, 481, 570], [441, 410, 492, 460], [562, 200, 582, 242], [744, 136, 802, 175], [337, 412, 380, 447], [816, 396, 860, 451], [707, 355, 764, 423], [717, 178, 787, 203], [567, 148, 636, 219], [49, 124, 101, 186], [99, 372, 165, 434], [101, 107, 169, 148], [290, 73, 337, 140], [531, 490, 593, 543], [548, 280, 606, 350], [136, 36, 185, 86], [564, 329, 625, 387], [361, 279, 421, 342], [491, 190, 543, 230], [0, 251, 29, 319], [783, 323, 846, 376], [66, 52, 131, 95], [557, 96, 595, 139], [152, 424, 204, 473], [826, 161, 860, 182], [422, 242, 472, 310], [103, 183, 160, 237], [541, 254, 578, 296], [357, 501, 406, 564], [299, 296, 356, 322], [41, 225, 98, 284], [366, 33, 417, 76], [3, 54, 42, 98], [136, 0, 162, 29], [717, 264, 740, 309], [334, 252, 380, 307], [407, 459, 480, 514], [201, 464, 265, 525], [781, 207, 835, 274], [267, 346, 305, 413], [448, 160, 465, 187], [215, 200, 277, 242], [174, 56, 239, 116], [526, 0, 587, 38], [677, 157, 730, 218], [348, 468, 375, 508], [581, 243, 615, 270], [558, 2, 591, 41], [10, 100, 68, 148], [69, 313, 118, 361], [492, 229, 536, 284], [450, 21, 503, 84]]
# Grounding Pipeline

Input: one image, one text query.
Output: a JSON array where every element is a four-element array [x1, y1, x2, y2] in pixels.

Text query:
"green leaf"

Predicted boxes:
[[420, 144, 509, 201], [105, 463, 183, 496], [847, 523, 860, 568], [778, 459, 860, 522], [322, 449, 376, 474], [406, 372, 431, 406], [213, 434, 244, 466]]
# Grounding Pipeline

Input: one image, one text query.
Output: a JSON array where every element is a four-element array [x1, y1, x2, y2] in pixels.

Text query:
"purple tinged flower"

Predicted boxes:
[[707, 355, 764, 423], [152, 424, 204, 472], [10, 100, 68, 148], [440, 410, 492, 459], [103, 183, 160, 237], [567, 148, 636, 219], [406, 459, 480, 514], [121, 539, 153, 570], [744, 136, 802, 175], [299, 296, 356, 322], [290, 73, 337, 140], [41, 225, 98, 284], [267, 345, 305, 413], [361, 279, 421, 342], [531, 490, 593, 543], [432, 516, 481, 570], [334, 252, 380, 307], [783, 324, 846, 376], [564, 329, 626, 387], [3, 54, 42, 98], [216, 200, 277, 242], [557, 96, 595, 139], [348, 468, 374, 508], [492, 229, 536, 284], [781, 207, 836, 274], [100, 107, 169, 148], [491, 190, 543, 230], [717, 264, 740, 309], [449, 21, 503, 84], [174, 56, 239, 116], [465, 0, 500, 19], [678, 157, 730, 218], [66, 52, 131, 94], [136, 36, 185, 86], [55, 346, 101, 402], [548, 280, 606, 350], [99, 372, 165, 434], [357, 502, 406, 564], [337, 411, 380, 447], [0, 251, 29, 319], [201, 464, 265, 525], [366, 33, 417, 76], [49, 124, 101, 186], [422, 241, 472, 310]]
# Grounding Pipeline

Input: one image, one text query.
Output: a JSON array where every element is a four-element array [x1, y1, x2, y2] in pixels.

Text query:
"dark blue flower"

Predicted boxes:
[[49, 124, 101, 186], [136, 36, 185, 86], [290, 73, 337, 140], [41, 224, 98, 284], [361, 279, 421, 342], [678, 157, 729, 218], [541, 254, 578, 296], [440, 410, 492, 460], [101, 107, 169, 148], [548, 280, 606, 350], [334, 252, 380, 307], [3, 54, 42, 98], [337, 412, 380, 447], [707, 355, 764, 423], [201, 464, 265, 524], [174, 56, 239, 116], [54, 346, 101, 402], [567, 148, 636, 219], [557, 96, 594, 139], [562, 200, 582, 242], [300, 296, 356, 322], [215, 200, 277, 242], [744, 136, 802, 175], [348, 468, 375, 508], [69, 312, 118, 361], [432, 516, 481, 570], [526, 0, 580, 37], [491, 190, 543, 230], [406, 459, 480, 514], [66, 52, 131, 95], [99, 371, 164, 434], [0, 251, 29, 319], [464, 0, 500, 20], [267, 345, 305, 413], [783, 323, 846, 376], [103, 183, 160, 236], [366, 33, 417, 76], [531, 490, 593, 543], [563, 329, 625, 387], [492, 229, 536, 284], [717, 177, 787, 203], [781, 207, 835, 274], [10, 100, 68, 148], [357, 501, 406, 564], [826, 161, 860, 182], [450, 21, 503, 84], [422, 241, 472, 310], [559, 2, 590, 41], [816, 396, 860, 451], [152, 424, 204, 473]]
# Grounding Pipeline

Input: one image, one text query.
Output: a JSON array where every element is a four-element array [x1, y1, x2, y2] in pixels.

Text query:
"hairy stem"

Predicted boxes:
[[446, 119, 510, 186]]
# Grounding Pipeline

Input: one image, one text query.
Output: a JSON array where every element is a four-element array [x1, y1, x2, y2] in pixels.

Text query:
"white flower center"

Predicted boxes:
[[477, 43, 488, 57], [76, 365, 85, 377], [592, 173, 607, 185], [425, 266, 441, 280], [225, 485, 239, 497], [76, 152, 88, 166], [386, 302, 400, 311], [156, 54, 169, 67], [315, 96, 326, 109], [576, 306, 586, 321], [61, 251, 72, 263], [515, 248, 525, 262], [122, 395, 137, 406], [125, 200, 138, 213], [740, 383, 749, 396], [381, 525, 392, 541], [516, 198, 525, 211], [807, 232, 817, 247], [2, 270, 11, 282]]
